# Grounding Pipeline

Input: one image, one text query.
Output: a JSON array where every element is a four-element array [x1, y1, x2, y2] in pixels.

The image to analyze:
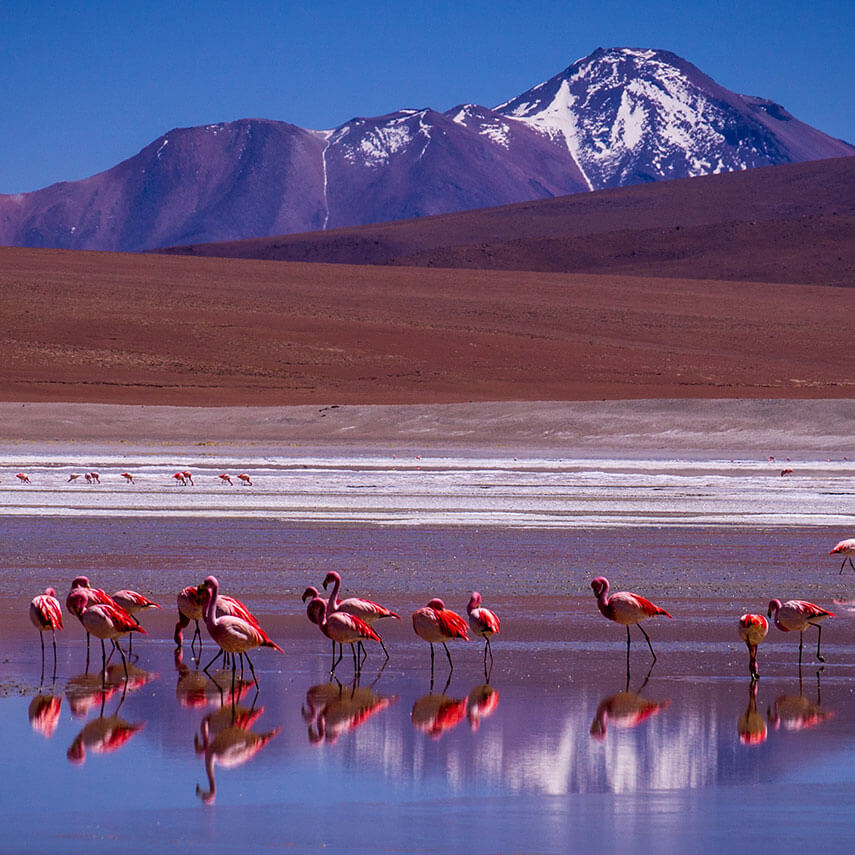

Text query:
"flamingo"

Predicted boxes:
[[306, 596, 380, 673], [767, 598, 835, 663], [237, 473, 253, 486], [173, 472, 187, 486], [322, 571, 399, 658], [66, 589, 145, 679], [120, 472, 135, 484], [86, 472, 100, 484], [412, 598, 469, 673], [16, 473, 31, 484], [591, 577, 672, 662], [199, 575, 283, 686], [738, 613, 768, 678], [183, 470, 194, 486], [830, 538, 855, 574], [67, 473, 81, 483], [218, 474, 233, 486], [466, 591, 500, 672], [66, 576, 123, 663], [302, 586, 338, 664], [111, 590, 162, 655], [29, 587, 63, 671], [175, 583, 262, 651]]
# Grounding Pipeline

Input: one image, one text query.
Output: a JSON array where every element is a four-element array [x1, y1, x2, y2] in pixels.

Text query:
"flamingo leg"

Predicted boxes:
[[442, 641, 454, 671], [39, 631, 45, 667], [625, 625, 632, 656], [100, 639, 107, 683], [351, 644, 359, 672], [815, 624, 825, 663], [116, 640, 129, 679], [244, 652, 258, 687], [331, 644, 343, 673], [429, 642, 435, 674], [798, 632, 804, 665], [637, 624, 657, 661], [203, 648, 224, 672], [377, 634, 390, 660]]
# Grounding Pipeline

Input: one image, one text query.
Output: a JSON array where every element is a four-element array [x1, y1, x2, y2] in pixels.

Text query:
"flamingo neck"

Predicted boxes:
[[327, 574, 341, 613], [202, 583, 219, 631]]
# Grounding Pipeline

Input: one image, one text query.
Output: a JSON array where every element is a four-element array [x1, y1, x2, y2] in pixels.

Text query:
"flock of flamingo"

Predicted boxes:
[[27, 534, 855, 687], [8, 470, 255, 487]]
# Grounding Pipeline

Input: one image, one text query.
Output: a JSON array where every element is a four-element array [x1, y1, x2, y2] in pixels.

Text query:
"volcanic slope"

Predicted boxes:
[[162, 156, 855, 288]]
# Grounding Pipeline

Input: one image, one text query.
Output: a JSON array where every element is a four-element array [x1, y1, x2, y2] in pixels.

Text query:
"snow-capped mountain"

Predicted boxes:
[[0, 47, 851, 251]]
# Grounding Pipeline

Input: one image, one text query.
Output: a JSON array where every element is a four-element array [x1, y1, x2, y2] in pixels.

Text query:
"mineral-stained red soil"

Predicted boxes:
[[0, 244, 851, 406]]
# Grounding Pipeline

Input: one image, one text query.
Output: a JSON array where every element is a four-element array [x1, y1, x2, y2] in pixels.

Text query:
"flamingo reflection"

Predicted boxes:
[[67, 714, 144, 764], [175, 648, 253, 709], [466, 684, 499, 732], [303, 677, 398, 745], [65, 673, 120, 718], [589, 667, 670, 741], [737, 679, 767, 745], [768, 669, 833, 732], [412, 675, 468, 740], [28, 694, 62, 738], [194, 705, 280, 804]]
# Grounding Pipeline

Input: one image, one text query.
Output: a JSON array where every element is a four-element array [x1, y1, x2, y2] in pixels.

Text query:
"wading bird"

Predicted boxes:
[[30, 587, 63, 672], [591, 577, 672, 662], [237, 473, 253, 486], [199, 575, 282, 686], [111, 590, 161, 655], [120, 472, 135, 484], [307, 596, 380, 673], [322, 571, 399, 658], [830, 539, 855, 574], [738, 613, 768, 678], [16, 473, 31, 484], [466, 591, 500, 673], [175, 583, 262, 654], [768, 598, 835, 663], [218, 474, 233, 486], [412, 598, 469, 673]]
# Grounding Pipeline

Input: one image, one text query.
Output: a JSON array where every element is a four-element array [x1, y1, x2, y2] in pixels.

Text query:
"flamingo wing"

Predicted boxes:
[[625, 592, 672, 618], [32, 595, 63, 630], [338, 597, 400, 621], [435, 608, 470, 640], [98, 603, 146, 633], [788, 600, 835, 620], [471, 607, 500, 635]]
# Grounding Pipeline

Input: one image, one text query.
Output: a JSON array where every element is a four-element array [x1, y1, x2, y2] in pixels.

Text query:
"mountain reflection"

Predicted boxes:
[[195, 703, 280, 804]]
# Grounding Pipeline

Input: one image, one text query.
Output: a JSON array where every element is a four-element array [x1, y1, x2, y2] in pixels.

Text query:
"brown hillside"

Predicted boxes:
[[161, 157, 855, 287], [0, 246, 851, 406]]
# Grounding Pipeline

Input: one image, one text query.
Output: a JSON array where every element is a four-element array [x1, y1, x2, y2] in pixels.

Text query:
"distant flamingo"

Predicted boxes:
[[322, 571, 399, 658], [183, 470, 194, 486], [85, 472, 100, 484], [738, 613, 768, 678], [67, 473, 81, 483], [412, 598, 469, 673], [16, 473, 30, 484], [830, 538, 855, 574], [120, 472, 135, 484], [29, 587, 63, 671], [767, 598, 835, 663], [112, 590, 162, 655], [237, 473, 253, 486], [66, 589, 145, 679], [591, 577, 672, 662], [307, 596, 380, 673], [199, 575, 283, 686], [218, 474, 233, 486], [173, 472, 187, 486], [466, 591, 500, 672]]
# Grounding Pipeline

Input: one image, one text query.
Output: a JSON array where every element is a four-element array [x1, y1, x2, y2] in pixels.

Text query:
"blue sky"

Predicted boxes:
[[2, 0, 852, 193]]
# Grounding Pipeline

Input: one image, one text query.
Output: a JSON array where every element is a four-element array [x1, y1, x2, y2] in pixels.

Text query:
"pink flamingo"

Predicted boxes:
[[16, 473, 31, 484], [738, 614, 768, 678], [302, 586, 338, 664], [173, 472, 187, 486], [322, 571, 399, 658], [830, 538, 855, 574], [237, 473, 253, 486], [591, 577, 672, 662], [120, 472, 135, 484], [175, 583, 262, 650], [307, 596, 381, 672], [67, 473, 81, 483], [85, 472, 100, 484], [767, 598, 835, 663], [112, 590, 162, 655], [66, 589, 145, 679], [183, 470, 194, 485], [466, 591, 500, 672], [199, 575, 283, 686], [218, 474, 233, 486], [30, 586, 63, 671], [412, 598, 469, 673], [66, 576, 123, 663]]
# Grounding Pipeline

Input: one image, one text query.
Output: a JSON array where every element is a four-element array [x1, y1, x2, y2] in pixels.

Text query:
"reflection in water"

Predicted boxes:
[[194, 703, 281, 804], [590, 666, 669, 741], [737, 679, 767, 745], [174, 648, 253, 709], [768, 669, 834, 732], [466, 684, 499, 732], [65, 673, 121, 718], [412, 689, 468, 740], [303, 679, 398, 745], [67, 714, 144, 764], [28, 694, 62, 738]]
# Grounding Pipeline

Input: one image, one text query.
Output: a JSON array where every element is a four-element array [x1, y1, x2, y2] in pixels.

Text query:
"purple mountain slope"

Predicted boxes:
[[1, 47, 852, 251]]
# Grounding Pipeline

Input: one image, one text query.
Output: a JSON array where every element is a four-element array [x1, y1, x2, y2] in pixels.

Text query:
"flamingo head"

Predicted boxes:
[[201, 576, 219, 595], [467, 591, 482, 612], [44, 587, 56, 597], [70, 575, 91, 590], [591, 577, 609, 598], [767, 599, 782, 619], [306, 597, 326, 626], [67, 589, 89, 616], [322, 571, 340, 591], [302, 586, 319, 603], [426, 598, 445, 611]]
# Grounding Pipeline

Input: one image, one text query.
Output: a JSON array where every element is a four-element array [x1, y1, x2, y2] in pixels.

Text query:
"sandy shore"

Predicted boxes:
[[0, 399, 853, 457]]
